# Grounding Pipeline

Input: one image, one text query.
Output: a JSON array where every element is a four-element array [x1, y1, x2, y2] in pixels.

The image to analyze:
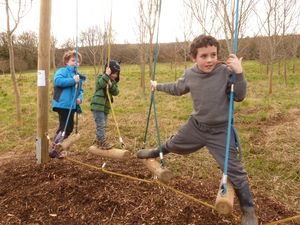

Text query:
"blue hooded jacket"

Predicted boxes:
[[52, 65, 86, 111]]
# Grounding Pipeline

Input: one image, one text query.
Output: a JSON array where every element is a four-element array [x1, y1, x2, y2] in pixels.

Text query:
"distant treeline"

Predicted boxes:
[[0, 34, 300, 73]]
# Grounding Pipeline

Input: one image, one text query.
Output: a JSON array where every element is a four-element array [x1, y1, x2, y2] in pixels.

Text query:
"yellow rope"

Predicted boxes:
[[107, 0, 112, 64], [66, 156, 300, 224], [263, 214, 300, 225], [65, 156, 239, 222], [106, 87, 124, 147], [105, 0, 124, 147], [66, 157, 149, 183], [155, 180, 216, 210]]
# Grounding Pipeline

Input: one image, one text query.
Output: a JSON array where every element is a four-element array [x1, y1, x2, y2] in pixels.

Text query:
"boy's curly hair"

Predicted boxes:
[[62, 50, 82, 65], [189, 35, 219, 59]]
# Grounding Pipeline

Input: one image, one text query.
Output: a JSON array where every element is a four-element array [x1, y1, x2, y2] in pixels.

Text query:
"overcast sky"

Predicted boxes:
[[0, 0, 188, 46], [1, 0, 299, 47]]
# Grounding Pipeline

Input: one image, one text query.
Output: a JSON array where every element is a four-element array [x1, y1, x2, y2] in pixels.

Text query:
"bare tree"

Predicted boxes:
[[171, 3, 193, 81], [180, 3, 193, 69], [0, 32, 9, 59], [4, 0, 32, 125], [256, 0, 299, 94], [16, 31, 38, 69], [61, 38, 75, 50], [0, 32, 9, 74], [289, 34, 300, 74], [138, 0, 161, 80], [185, 0, 256, 55], [50, 34, 57, 70], [80, 25, 105, 76], [184, 0, 217, 35], [0, 60, 9, 74], [209, 0, 257, 54], [136, 0, 148, 94], [279, 2, 300, 85], [101, 15, 117, 67]]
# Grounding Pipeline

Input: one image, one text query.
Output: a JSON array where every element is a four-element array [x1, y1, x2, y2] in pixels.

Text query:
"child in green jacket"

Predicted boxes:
[[90, 60, 120, 149]]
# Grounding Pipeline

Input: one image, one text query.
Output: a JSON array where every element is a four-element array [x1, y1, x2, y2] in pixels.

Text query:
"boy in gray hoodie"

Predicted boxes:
[[137, 35, 258, 225]]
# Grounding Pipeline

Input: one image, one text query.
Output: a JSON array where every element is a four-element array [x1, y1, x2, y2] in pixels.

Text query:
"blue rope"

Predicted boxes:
[[233, 0, 239, 55], [61, 87, 78, 140], [75, 0, 79, 67], [61, 0, 79, 140], [221, 0, 240, 195], [75, 0, 79, 133]]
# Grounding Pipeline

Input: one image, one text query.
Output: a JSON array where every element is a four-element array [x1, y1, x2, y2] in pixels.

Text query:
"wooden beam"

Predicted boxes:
[[56, 133, 81, 151], [88, 145, 130, 160], [140, 159, 173, 183], [215, 180, 235, 215]]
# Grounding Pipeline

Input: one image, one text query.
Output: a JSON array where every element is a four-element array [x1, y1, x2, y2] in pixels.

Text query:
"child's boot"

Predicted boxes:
[[136, 146, 169, 159], [49, 131, 64, 159], [97, 137, 113, 150], [235, 184, 258, 225]]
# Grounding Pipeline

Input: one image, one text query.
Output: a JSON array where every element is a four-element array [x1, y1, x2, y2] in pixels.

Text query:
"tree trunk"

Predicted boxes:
[[7, 35, 22, 125], [140, 62, 146, 95], [283, 60, 287, 86], [268, 64, 273, 95], [140, 49, 146, 95], [292, 59, 296, 74], [51, 44, 56, 70], [148, 43, 153, 79], [5, 0, 22, 125]]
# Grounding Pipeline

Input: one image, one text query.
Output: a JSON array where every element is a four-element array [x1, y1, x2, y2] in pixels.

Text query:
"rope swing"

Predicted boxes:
[[138, 0, 173, 183], [105, 1, 125, 148], [215, 0, 241, 216], [88, 0, 130, 160], [142, 0, 164, 167], [56, 0, 82, 152]]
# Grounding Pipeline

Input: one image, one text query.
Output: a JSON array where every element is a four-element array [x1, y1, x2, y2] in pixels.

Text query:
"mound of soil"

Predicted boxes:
[[0, 152, 299, 225]]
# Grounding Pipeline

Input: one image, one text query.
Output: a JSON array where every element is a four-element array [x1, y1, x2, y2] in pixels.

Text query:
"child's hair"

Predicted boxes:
[[189, 35, 220, 59], [62, 50, 82, 65]]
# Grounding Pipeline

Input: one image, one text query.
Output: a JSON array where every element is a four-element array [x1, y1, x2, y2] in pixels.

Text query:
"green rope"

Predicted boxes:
[[143, 0, 164, 167]]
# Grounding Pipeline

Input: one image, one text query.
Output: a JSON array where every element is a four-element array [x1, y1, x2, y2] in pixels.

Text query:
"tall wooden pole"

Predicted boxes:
[[36, 0, 51, 164]]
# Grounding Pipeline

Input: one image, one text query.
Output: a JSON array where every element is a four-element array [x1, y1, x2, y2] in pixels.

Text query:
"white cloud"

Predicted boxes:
[[0, 0, 185, 46]]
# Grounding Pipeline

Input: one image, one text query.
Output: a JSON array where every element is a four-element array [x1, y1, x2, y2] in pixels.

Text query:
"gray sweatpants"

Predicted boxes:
[[164, 116, 248, 190]]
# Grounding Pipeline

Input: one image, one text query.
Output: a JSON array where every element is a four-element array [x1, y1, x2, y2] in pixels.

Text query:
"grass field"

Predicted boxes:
[[0, 60, 299, 212]]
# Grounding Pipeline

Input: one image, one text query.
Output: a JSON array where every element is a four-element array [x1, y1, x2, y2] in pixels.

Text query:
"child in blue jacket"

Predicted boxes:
[[49, 50, 86, 159]]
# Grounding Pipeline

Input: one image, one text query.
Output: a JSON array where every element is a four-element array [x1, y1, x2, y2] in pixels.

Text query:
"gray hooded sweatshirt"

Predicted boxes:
[[156, 63, 247, 126]]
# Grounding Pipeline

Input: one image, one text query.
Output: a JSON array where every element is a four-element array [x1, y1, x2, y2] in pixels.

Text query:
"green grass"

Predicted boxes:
[[1, 60, 300, 212]]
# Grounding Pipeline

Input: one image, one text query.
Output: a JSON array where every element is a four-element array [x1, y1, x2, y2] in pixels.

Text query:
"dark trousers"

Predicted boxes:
[[164, 116, 248, 190], [164, 116, 255, 207], [54, 108, 75, 138]]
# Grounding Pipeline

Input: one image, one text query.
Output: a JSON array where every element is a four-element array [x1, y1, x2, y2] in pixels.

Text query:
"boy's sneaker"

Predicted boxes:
[[97, 138, 113, 150], [49, 149, 64, 159], [136, 149, 160, 159]]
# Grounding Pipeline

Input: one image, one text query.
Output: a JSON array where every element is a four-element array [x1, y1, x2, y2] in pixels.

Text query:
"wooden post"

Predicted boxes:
[[36, 0, 51, 164]]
